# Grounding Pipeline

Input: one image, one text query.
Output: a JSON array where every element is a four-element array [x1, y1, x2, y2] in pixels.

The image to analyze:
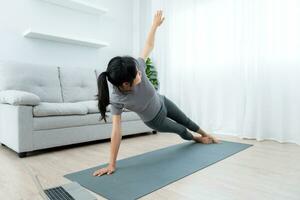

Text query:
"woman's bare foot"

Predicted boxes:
[[196, 128, 220, 143], [193, 135, 213, 144]]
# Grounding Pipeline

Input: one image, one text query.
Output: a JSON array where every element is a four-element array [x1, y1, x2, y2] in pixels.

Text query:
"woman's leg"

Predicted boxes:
[[145, 116, 195, 141], [163, 95, 200, 133], [145, 100, 194, 141]]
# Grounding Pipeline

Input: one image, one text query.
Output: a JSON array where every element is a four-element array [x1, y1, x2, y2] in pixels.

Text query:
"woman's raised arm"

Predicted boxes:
[[140, 10, 165, 60]]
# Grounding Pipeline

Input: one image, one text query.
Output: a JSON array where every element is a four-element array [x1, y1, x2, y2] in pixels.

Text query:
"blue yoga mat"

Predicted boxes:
[[64, 140, 252, 200]]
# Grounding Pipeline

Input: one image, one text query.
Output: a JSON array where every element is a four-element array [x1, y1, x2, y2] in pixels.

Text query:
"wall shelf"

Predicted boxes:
[[23, 29, 109, 48], [41, 0, 108, 15]]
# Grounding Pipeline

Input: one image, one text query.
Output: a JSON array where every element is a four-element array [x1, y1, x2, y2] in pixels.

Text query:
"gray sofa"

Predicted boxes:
[[0, 61, 154, 158]]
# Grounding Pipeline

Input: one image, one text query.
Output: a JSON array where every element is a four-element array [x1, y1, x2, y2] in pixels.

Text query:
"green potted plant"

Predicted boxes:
[[145, 57, 160, 91]]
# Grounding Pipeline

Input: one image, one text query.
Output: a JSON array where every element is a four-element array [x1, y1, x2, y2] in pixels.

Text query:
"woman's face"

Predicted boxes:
[[121, 68, 142, 91], [133, 68, 142, 86]]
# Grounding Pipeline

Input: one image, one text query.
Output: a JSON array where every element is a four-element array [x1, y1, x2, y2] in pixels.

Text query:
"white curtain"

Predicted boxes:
[[148, 0, 300, 144]]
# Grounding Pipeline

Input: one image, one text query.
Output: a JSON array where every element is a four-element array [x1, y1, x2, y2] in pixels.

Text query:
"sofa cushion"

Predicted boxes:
[[78, 100, 99, 113], [0, 90, 40, 106], [76, 100, 130, 114], [78, 100, 111, 114], [59, 67, 97, 102], [33, 102, 88, 117], [0, 61, 62, 102], [33, 112, 141, 130]]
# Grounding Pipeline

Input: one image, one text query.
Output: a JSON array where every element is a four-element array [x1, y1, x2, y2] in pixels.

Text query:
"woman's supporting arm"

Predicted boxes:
[[140, 10, 165, 60], [93, 114, 122, 176], [109, 115, 122, 167]]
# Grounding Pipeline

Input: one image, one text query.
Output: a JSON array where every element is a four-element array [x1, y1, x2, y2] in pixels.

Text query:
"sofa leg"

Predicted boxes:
[[152, 130, 158, 134], [18, 152, 27, 158]]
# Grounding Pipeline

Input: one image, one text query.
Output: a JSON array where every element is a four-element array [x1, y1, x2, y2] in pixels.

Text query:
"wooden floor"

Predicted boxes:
[[1, 132, 299, 200]]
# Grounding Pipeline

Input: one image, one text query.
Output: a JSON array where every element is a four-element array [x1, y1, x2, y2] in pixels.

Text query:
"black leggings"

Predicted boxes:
[[144, 94, 200, 140]]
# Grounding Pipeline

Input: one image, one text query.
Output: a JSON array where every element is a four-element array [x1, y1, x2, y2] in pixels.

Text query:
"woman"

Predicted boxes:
[[93, 10, 219, 177]]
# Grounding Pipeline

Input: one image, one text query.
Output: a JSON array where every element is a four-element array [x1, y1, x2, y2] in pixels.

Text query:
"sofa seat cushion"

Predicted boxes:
[[78, 100, 110, 114], [76, 100, 131, 114], [33, 102, 88, 117], [33, 112, 141, 130]]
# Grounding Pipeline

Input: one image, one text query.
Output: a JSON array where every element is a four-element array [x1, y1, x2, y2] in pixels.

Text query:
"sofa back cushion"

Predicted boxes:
[[0, 61, 63, 102], [59, 67, 97, 102]]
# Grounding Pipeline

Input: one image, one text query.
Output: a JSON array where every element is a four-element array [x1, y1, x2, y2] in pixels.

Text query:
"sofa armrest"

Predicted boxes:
[[0, 104, 33, 153], [0, 90, 40, 106]]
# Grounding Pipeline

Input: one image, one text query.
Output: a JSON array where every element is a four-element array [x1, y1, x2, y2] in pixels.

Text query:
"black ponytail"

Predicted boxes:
[[97, 71, 109, 122]]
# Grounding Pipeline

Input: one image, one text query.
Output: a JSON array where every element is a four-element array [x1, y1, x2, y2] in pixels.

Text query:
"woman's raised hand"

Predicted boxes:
[[153, 10, 165, 28]]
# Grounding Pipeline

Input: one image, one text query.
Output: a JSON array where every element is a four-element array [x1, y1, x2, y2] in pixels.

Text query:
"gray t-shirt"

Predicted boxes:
[[109, 57, 163, 122]]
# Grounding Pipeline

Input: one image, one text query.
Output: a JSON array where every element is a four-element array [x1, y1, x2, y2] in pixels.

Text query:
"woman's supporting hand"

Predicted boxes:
[[93, 164, 116, 176]]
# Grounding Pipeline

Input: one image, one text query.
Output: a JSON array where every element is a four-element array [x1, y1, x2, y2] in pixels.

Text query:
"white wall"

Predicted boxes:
[[0, 0, 134, 70], [132, 0, 152, 56]]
